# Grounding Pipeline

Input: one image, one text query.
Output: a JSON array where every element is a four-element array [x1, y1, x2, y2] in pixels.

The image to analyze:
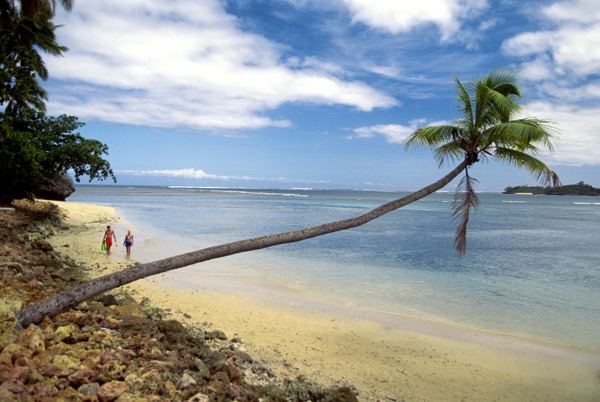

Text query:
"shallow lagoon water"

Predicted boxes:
[[68, 185, 600, 350]]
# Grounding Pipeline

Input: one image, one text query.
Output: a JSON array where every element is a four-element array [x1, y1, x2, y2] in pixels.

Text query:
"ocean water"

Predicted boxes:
[[67, 185, 600, 351]]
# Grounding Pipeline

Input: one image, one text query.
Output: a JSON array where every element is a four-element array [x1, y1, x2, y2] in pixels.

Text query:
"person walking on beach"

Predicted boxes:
[[124, 230, 134, 258], [103, 226, 117, 255]]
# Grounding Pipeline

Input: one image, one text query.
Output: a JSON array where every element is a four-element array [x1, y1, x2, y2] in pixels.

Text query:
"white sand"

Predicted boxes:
[[47, 200, 600, 401]]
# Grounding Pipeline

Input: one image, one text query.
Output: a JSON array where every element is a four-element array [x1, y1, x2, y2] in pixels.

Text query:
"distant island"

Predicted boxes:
[[503, 181, 600, 196]]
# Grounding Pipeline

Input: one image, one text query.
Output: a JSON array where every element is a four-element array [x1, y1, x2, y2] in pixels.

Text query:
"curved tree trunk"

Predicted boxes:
[[13, 161, 468, 329]]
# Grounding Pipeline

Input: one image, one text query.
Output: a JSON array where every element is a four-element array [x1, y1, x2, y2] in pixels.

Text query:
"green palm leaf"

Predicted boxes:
[[407, 67, 561, 255], [494, 147, 561, 187]]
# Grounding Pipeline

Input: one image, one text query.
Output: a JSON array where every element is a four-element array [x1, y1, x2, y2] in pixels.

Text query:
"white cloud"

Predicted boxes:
[[528, 102, 600, 166], [502, 0, 600, 83], [46, 0, 397, 133], [500, 0, 600, 167], [542, 0, 600, 24], [117, 168, 329, 184], [341, 0, 488, 41], [350, 124, 414, 144], [503, 23, 600, 78], [348, 118, 451, 143]]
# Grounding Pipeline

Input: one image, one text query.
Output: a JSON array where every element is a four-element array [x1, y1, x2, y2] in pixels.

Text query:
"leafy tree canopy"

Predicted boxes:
[[0, 111, 117, 204], [1, 1, 116, 204], [1, 8, 66, 114]]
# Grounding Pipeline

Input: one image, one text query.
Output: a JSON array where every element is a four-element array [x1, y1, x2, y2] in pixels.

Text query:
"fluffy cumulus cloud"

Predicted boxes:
[[46, 0, 397, 132], [342, 0, 488, 41], [501, 0, 600, 166], [527, 102, 600, 166]]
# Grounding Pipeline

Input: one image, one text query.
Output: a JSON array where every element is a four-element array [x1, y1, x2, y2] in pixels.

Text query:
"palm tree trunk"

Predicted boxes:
[[13, 161, 468, 329]]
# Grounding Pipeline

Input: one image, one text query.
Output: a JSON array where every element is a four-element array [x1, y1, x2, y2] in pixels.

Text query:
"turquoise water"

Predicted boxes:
[[68, 185, 600, 350]]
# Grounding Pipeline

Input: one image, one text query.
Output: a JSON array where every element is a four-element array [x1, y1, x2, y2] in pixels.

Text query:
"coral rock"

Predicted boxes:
[[97, 380, 128, 402], [78, 381, 100, 396], [18, 324, 45, 354], [54, 324, 76, 343], [177, 373, 197, 390]]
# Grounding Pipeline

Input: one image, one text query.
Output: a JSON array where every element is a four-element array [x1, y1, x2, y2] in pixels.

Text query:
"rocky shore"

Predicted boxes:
[[0, 200, 358, 401]]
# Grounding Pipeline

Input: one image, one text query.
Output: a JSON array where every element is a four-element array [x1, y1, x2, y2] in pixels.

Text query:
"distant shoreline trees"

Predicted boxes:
[[503, 181, 600, 196]]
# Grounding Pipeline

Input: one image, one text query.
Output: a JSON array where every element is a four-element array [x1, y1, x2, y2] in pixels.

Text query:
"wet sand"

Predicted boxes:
[[47, 200, 600, 401]]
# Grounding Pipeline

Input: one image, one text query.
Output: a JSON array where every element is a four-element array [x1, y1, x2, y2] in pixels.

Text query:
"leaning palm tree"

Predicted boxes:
[[13, 67, 560, 329], [405, 66, 560, 255]]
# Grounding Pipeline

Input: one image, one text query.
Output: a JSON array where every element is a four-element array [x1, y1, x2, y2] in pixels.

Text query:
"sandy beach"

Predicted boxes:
[[46, 200, 600, 401]]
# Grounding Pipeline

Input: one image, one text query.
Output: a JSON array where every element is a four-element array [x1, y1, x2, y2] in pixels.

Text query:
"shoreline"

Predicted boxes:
[[47, 200, 600, 401]]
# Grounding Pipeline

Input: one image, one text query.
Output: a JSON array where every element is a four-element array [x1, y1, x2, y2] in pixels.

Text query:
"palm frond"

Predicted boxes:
[[484, 119, 558, 152], [494, 147, 561, 187], [484, 66, 524, 98], [405, 125, 460, 151], [474, 67, 525, 128], [452, 171, 479, 257], [433, 140, 466, 167], [453, 76, 473, 128]]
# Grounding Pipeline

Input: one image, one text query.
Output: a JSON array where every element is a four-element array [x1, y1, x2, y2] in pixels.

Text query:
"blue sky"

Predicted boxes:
[[44, 0, 600, 191]]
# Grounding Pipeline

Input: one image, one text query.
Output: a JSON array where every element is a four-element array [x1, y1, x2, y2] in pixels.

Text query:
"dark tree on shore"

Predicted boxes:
[[0, 112, 117, 203], [13, 67, 561, 329], [1, 0, 116, 203]]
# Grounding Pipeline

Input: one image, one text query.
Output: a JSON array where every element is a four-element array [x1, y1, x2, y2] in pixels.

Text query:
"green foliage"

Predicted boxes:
[[1, 10, 66, 115], [406, 67, 561, 256], [0, 2, 114, 204], [0, 111, 117, 203], [504, 182, 600, 196]]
